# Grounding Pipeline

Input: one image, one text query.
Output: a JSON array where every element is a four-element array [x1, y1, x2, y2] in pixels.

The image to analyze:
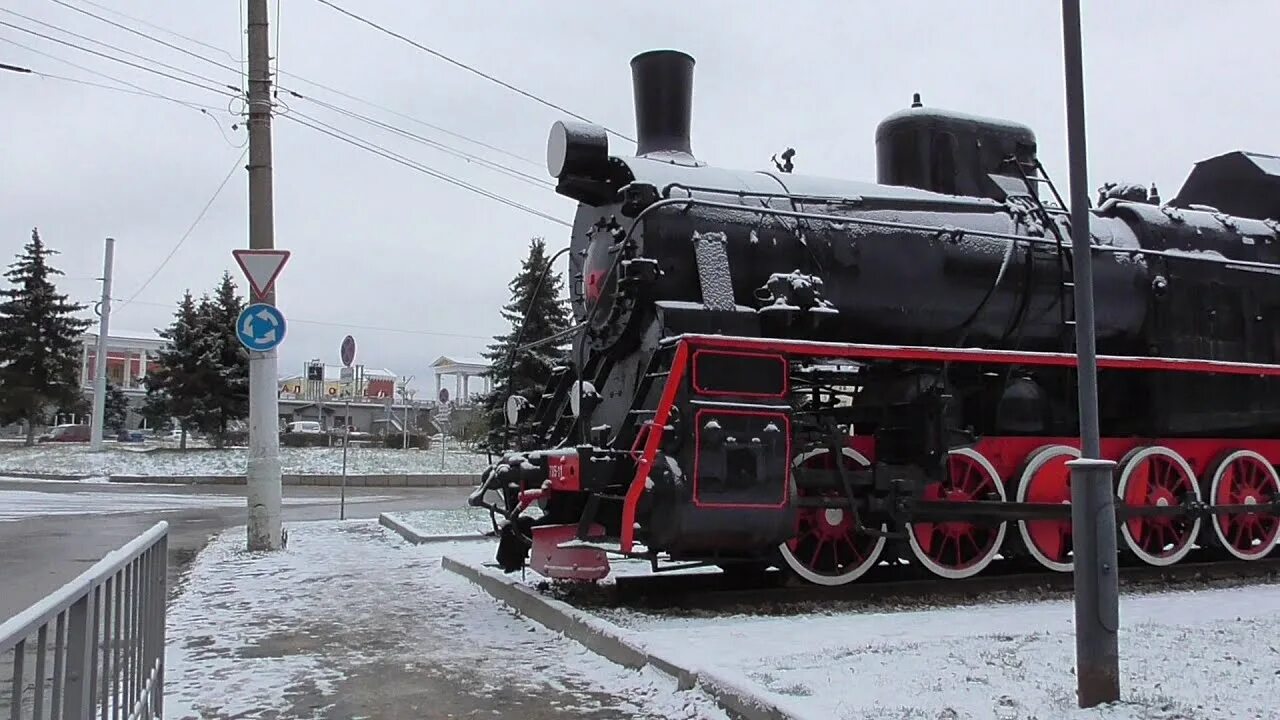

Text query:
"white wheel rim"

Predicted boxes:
[[1015, 445, 1079, 573], [1209, 450, 1280, 561], [1117, 446, 1201, 567], [779, 447, 886, 586], [906, 447, 1008, 580]]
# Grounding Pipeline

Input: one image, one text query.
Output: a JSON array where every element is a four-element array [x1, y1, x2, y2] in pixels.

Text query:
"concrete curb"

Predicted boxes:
[[107, 472, 478, 487], [0, 471, 91, 481], [377, 513, 491, 545], [440, 555, 798, 720]]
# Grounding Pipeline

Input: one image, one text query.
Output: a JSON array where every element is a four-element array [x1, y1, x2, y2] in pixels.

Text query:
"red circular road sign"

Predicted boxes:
[[340, 335, 356, 367]]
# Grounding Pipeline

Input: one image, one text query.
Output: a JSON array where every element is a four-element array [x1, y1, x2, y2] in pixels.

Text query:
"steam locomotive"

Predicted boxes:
[[469, 49, 1280, 585]]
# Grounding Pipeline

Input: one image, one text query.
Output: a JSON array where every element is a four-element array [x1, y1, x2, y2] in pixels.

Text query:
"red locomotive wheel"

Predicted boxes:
[[779, 448, 886, 586], [1117, 446, 1202, 566], [1015, 444, 1079, 573], [1208, 450, 1280, 561], [907, 448, 1008, 579]]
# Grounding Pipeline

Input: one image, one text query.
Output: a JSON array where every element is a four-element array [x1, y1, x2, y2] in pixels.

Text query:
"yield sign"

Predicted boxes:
[[232, 249, 290, 298]]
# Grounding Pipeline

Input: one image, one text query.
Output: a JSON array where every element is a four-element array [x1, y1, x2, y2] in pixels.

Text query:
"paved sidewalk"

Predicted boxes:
[[0, 480, 467, 622], [164, 520, 725, 719]]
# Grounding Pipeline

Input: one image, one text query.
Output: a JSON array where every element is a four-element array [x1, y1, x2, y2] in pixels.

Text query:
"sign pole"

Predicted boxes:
[[339, 335, 356, 521], [340, 395, 349, 520], [244, 0, 283, 552], [438, 388, 450, 471], [1061, 0, 1121, 707]]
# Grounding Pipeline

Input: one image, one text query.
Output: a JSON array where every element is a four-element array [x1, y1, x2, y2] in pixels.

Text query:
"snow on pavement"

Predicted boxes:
[[601, 583, 1280, 719], [0, 488, 393, 521], [164, 520, 728, 720]]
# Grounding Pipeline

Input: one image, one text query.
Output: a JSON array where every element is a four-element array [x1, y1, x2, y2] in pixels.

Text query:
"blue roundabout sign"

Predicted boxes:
[[236, 303, 287, 352]]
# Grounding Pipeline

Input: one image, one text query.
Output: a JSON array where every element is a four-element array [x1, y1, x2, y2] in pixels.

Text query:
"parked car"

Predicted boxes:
[[38, 424, 91, 443], [116, 429, 146, 443], [285, 421, 323, 434]]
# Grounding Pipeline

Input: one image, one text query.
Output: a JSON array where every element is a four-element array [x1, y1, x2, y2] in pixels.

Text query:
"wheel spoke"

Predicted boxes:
[[809, 537, 825, 568]]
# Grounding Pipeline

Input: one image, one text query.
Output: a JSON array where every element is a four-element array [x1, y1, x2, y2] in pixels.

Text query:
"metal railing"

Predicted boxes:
[[1, 521, 168, 720]]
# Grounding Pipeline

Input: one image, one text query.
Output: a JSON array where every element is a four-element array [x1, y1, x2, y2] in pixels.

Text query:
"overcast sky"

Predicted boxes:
[[1, 1, 1276, 392]]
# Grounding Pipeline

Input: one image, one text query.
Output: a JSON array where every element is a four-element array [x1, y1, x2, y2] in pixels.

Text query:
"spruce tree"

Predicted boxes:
[[479, 237, 571, 451], [104, 382, 129, 432], [194, 273, 248, 447], [0, 229, 93, 444], [139, 387, 173, 434], [144, 291, 204, 449]]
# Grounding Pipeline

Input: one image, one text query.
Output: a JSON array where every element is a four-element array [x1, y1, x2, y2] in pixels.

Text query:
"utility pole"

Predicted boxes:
[[245, 0, 283, 551], [1061, 0, 1120, 707], [89, 237, 114, 452]]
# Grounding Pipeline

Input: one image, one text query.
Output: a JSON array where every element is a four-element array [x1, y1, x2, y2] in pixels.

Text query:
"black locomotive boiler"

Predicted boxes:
[[470, 49, 1280, 585]]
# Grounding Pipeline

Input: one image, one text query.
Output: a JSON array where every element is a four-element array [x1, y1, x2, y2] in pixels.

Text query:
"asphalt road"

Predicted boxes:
[[0, 478, 475, 623]]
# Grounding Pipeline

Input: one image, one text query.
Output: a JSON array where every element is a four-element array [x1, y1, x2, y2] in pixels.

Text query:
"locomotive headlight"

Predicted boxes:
[[547, 120, 609, 179], [505, 395, 531, 426], [568, 380, 599, 418]]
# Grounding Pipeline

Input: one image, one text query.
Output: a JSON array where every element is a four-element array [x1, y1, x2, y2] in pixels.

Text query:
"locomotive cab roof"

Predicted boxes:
[[1171, 150, 1280, 221]]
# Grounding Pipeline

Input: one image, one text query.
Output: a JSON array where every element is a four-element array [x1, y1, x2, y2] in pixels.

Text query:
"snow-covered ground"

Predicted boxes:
[[164, 519, 726, 719], [0, 443, 491, 477], [0, 488, 393, 522], [597, 585, 1280, 719], [418, 509, 1280, 720], [383, 506, 496, 536], [173, 512, 1280, 719]]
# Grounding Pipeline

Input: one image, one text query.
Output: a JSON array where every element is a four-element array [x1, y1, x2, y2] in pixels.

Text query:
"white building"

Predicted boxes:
[[79, 331, 166, 396], [430, 355, 491, 404]]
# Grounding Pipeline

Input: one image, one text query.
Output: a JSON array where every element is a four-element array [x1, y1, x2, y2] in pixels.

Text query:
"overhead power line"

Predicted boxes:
[[43, 0, 244, 78], [117, 148, 248, 309], [281, 109, 570, 227], [0, 8, 238, 93], [0, 17, 240, 100], [292, 91, 552, 189], [0, 36, 244, 147], [277, 71, 543, 169], [66, 0, 240, 64], [3, 32, 565, 229], [20, 67, 225, 113], [0, 37, 225, 113], [310, 0, 636, 145], [115, 297, 495, 341], [0, 7, 238, 94], [37, 0, 547, 173]]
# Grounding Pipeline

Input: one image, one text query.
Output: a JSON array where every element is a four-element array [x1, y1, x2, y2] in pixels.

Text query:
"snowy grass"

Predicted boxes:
[[386, 506, 495, 536], [164, 520, 727, 720], [0, 443, 491, 477]]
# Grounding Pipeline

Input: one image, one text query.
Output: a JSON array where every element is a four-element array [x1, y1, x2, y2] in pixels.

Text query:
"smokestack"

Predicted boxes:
[[630, 49, 695, 158]]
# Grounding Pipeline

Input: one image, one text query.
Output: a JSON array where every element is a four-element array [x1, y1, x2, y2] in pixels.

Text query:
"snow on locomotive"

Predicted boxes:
[[469, 49, 1280, 585]]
